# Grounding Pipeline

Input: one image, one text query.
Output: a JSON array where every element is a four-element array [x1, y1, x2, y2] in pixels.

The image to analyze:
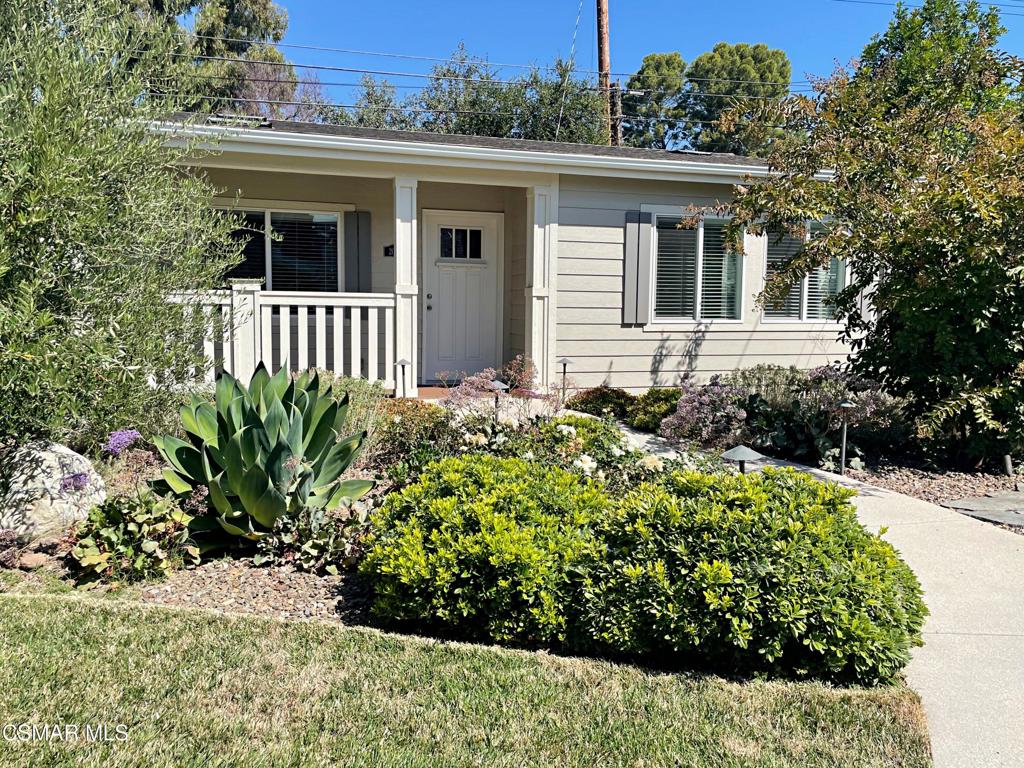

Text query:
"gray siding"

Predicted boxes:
[[556, 174, 850, 392]]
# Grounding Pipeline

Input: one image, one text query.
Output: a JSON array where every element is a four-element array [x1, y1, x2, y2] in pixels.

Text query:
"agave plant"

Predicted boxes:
[[153, 364, 373, 540]]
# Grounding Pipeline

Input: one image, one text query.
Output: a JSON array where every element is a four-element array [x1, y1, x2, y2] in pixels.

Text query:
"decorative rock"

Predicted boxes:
[[0, 441, 106, 541], [17, 552, 50, 571]]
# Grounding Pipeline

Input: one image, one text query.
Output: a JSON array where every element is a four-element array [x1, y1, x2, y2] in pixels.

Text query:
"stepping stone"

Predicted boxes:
[[942, 492, 1024, 527]]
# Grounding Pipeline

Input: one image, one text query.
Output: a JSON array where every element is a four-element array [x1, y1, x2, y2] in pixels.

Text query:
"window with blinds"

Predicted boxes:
[[654, 217, 698, 319], [700, 220, 742, 320], [763, 226, 846, 321], [270, 212, 339, 292], [654, 216, 740, 320], [764, 231, 804, 319], [224, 210, 267, 282], [217, 208, 341, 292]]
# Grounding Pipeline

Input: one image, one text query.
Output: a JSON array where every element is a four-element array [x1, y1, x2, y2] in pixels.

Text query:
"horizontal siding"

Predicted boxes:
[[554, 174, 850, 391]]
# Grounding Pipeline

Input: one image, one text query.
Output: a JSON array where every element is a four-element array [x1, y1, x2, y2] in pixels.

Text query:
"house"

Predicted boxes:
[[175, 117, 849, 396]]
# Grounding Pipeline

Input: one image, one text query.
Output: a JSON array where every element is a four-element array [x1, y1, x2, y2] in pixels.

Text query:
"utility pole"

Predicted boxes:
[[597, 0, 613, 145], [611, 80, 623, 145]]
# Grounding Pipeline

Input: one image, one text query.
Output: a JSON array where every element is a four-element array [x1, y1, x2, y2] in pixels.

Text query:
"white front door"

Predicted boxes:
[[421, 210, 503, 382]]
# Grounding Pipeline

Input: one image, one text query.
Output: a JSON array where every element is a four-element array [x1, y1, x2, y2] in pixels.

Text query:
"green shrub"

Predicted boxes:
[[363, 398, 462, 480], [725, 365, 912, 465], [565, 386, 636, 419], [580, 467, 927, 685], [70, 492, 199, 583], [313, 371, 386, 443], [152, 365, 372, 542], [253, 504, 367, 575], [626, 387, 683, 432], [361, 455, 609, 646]]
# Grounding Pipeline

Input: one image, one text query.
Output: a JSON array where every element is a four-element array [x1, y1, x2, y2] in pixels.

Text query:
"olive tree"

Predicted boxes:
[[725, 0, 1024, 461], [0, 0, 241, 451]]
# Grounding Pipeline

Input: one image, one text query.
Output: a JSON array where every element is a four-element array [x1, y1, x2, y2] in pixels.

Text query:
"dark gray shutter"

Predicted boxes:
[[623, 211, 653, 325], [344, 211, 373, 292]]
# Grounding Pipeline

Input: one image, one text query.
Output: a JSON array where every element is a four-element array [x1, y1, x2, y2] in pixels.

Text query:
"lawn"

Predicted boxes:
[[0, 594, 931, 768]]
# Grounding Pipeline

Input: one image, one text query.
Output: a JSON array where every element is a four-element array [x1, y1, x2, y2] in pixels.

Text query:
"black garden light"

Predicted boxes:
[[838, 398, 856, 476], [556, 357, 573, 402], [721, 445, 762, 475], [396, 359, 411, 399]]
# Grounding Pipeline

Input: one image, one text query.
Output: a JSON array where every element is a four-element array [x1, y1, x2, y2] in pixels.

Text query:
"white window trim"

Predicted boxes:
[[641, 203, 745, 326], [759, 223, 846, 325], [214, 197, 354, 292]]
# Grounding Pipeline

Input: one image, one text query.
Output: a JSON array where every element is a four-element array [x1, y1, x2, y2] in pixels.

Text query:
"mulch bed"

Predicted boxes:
[[139, 558, 372, 624]]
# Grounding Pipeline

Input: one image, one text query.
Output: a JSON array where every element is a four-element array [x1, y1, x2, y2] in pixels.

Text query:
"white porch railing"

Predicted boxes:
[[173, 280, 396, 389]]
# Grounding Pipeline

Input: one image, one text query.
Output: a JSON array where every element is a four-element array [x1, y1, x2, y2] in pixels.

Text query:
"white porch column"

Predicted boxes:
[[393, 176, 419, 397], [228, 278, 262, 382], [525, 183, 559, 389]]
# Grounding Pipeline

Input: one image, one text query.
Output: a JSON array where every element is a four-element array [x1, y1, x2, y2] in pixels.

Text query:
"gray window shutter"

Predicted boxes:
[[344, 211, 373, 292], [623, 211, 653, 325]]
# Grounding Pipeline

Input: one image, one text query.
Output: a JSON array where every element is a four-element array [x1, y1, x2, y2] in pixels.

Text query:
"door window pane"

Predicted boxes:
[[269, 212, 339, 292], [469, 229, 482, 259], [440, 227, 453, 258], [454, 228, 468, 259]]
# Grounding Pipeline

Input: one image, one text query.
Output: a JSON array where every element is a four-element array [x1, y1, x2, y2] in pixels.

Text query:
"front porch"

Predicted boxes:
[[189, 168, 559, 396]]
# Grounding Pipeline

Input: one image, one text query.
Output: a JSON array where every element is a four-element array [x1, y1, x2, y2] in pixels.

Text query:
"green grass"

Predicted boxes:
[[0, 594, 931, 768]]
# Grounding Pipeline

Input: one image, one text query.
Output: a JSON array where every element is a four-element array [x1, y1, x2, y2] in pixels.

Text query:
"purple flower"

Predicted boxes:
[[104, 429, 143, 457], [60, 472, 90, 493]]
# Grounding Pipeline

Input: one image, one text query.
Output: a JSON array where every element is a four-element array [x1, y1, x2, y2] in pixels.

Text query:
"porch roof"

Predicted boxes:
[[168, 113, 770, 183]]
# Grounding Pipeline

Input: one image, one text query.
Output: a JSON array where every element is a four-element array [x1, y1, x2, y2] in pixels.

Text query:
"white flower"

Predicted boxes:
[[499, 416, 517, 428], [639, 454, 664, 472], [463, 432, 488, 447], [494, 433, 508, 446], [521, 450, 535, 461], [392, 415, 402, 424], [555, 424, 577, 438], [610, 445, 623, 458], [573, 453, 597, 476], [596, 470, 606, 483]]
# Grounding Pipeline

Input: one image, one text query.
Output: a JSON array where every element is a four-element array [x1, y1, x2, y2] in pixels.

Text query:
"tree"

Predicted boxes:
[[622, 52, 687, 149], [683, 42, 791, 155], [724, 0, 1024, 461], [0, 0, 240, 450], [337, 47, 608, 143]]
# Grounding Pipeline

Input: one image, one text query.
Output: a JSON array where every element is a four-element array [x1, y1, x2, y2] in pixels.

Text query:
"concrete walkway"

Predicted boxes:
[[620, 427, 1024, 768]]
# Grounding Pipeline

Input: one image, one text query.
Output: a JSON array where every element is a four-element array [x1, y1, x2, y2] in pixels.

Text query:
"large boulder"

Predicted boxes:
[[0, 442, 106, 541]]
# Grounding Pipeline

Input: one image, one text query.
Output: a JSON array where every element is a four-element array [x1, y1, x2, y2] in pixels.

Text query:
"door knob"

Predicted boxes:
[[427, 304, 433, 311], [427, 293, 433, 299]]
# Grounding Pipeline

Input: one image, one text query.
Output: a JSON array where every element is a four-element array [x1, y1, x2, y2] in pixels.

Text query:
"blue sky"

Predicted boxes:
[[273, 0, 1024, 102]]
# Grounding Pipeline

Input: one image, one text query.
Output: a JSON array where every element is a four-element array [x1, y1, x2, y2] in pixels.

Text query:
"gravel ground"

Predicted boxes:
[[140, 558, 371, 624], [846, 463, 1018, 505], [846, 463, 1023, 534]]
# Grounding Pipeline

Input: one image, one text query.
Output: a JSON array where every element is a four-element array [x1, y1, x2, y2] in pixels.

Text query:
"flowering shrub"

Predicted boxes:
[[364, 399, 462, 478], [580, 467, 928, 685], [659, 377, 747, 448], [565, 386, 636, 419], [103, 429, 143, 457], [726, 365, 911, 464], [625, 387, 682, 432], [361, 454, 609, 646]]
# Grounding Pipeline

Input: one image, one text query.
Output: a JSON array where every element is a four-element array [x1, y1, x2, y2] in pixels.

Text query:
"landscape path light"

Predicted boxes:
[[396, 359, 411, 399], [720, 445, 763, 475], [556, 357, 573, 403], [490, 379, 509, 423], [838, 399, 856, 476]]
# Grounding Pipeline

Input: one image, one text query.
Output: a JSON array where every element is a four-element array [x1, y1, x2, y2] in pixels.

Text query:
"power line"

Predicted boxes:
[[166, 95, 791, 129], [555, 0, 586, 140], [830, 0, 1024, 16], [181, 31, 813, 84]]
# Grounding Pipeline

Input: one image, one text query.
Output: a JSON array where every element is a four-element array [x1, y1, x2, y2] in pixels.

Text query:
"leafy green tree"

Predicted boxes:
[[724, 0, 1024, 461], [338, 47, 607, 143], [683, 42, 791, 155], [0, 0, 240, 450], [622, 52, 687, 149]]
